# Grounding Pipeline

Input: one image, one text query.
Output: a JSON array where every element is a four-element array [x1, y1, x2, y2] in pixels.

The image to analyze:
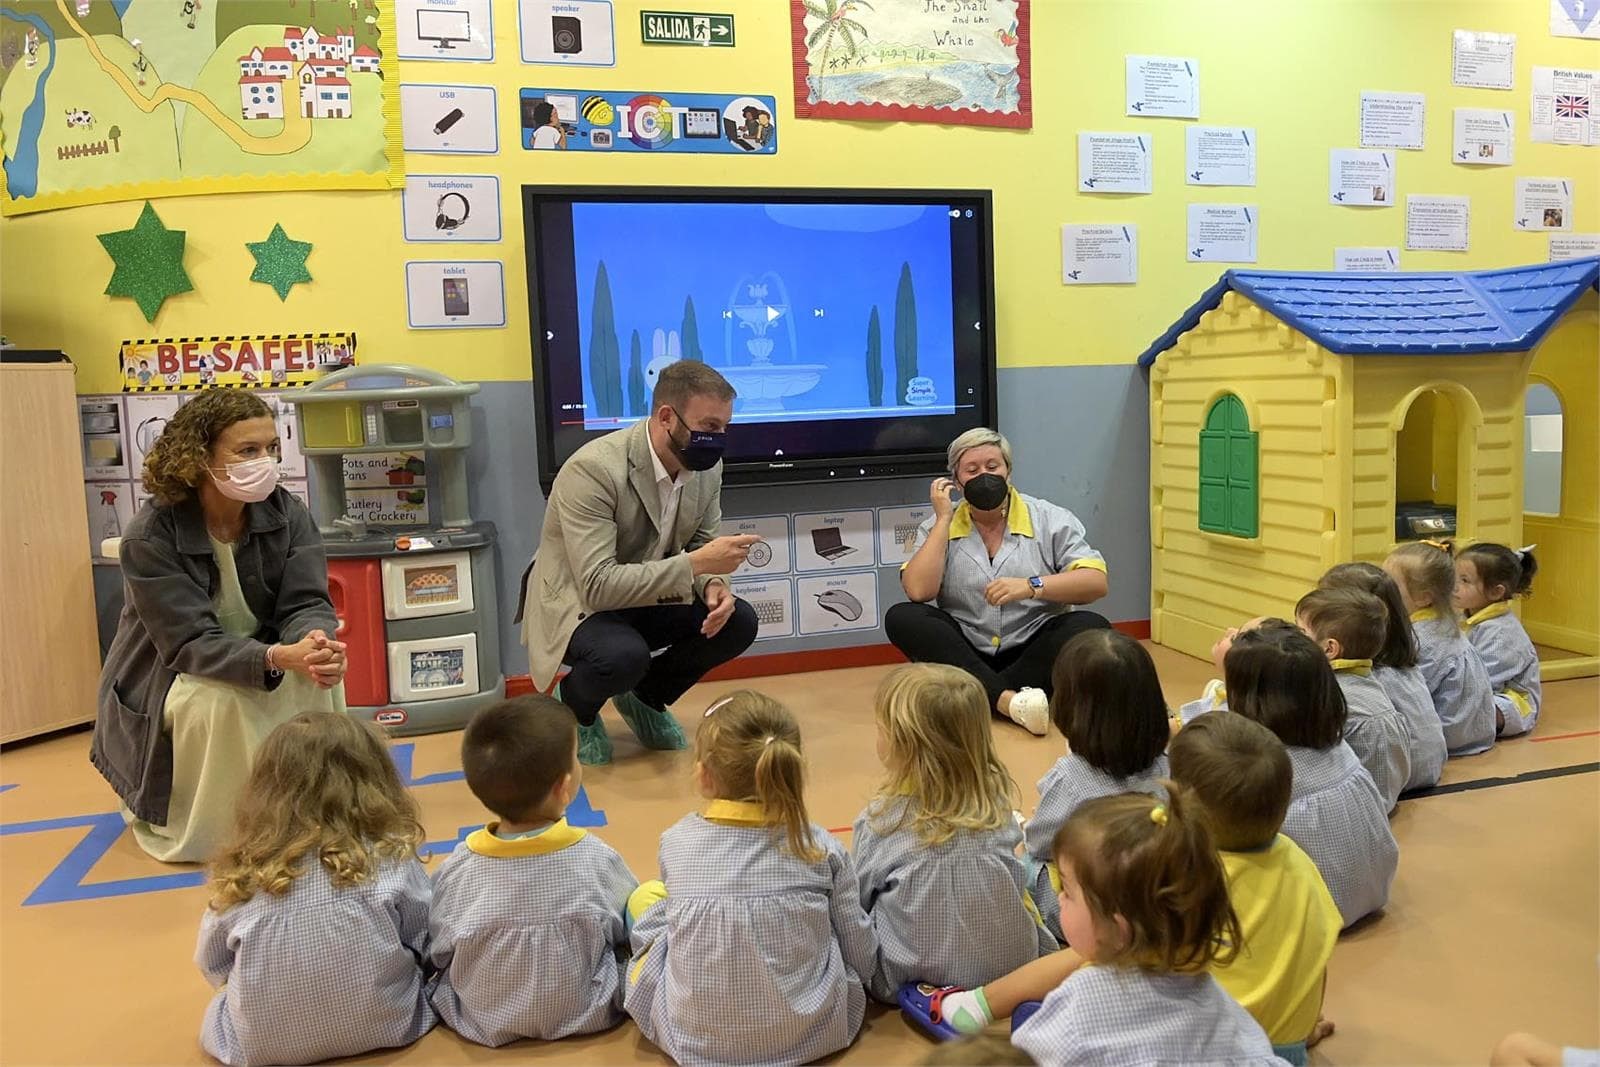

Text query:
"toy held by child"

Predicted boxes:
[[1455, 543, 1542, 738], [1384, 542, 1496, 755], [624, 691, 880, 1067], [1318, 562, 1447, 792], [854, 664, 1054, 1002], [196, 713, 435, 1066], [428, 696, 638, 1045], [1023, 630, 1171, 941], [1295, 587, 1414, 810]]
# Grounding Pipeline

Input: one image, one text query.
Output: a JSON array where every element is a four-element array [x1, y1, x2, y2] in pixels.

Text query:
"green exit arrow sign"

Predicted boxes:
[[640, 10, 735, 47]]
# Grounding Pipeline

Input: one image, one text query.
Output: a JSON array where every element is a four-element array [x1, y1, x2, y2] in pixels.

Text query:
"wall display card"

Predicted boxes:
[[86, 482, 136, 556], [876, 504, 934, 566], [1186, 204, 1257, 263], [797, 571, 879, 636], [343, 451, 428, 490], [1360, 92, 1426, 149], [79, 396, 129, 482], [1334, 247, 1400, 272], [1126, 55, 1198, 118], [719, 514, 793, 578], [1452, 29, 1515, 89], [1329, 149, 1395, 206], [125, 394, 185, 482], [1062, 224, 1138, 285], [1551, 0, 1600, 39], [397, 0, 495, 61], [400, 84, 499, 153], [346, 486, 429, 527], [520, 0, 617, 66], [282, 480, 311, 511], [121, 333, 353, 391], [1549, 233, 1600, 260], [1531, 67, 1599, 145], [1406, 195, 1471, 251], [1077, 133, 1151, 193], [1515, 178, 1575, 231], [1184, 127, 1255, 186], [793, 510, 875, 573], [1453, 108, 1515, 165], [520, 88, 777, 154], [730, 577, 795, 641], [402, 176, 502, 242], [257, 392, 308, 479], [405, 261, 506, 328]]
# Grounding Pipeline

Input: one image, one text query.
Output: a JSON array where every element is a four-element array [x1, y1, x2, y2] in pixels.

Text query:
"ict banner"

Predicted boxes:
[[519, 88, 777, 154], [120, 332, 356, 391]]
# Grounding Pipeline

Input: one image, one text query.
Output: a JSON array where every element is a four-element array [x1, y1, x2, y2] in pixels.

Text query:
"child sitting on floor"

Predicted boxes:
[[1455, 543, 1543, 738]]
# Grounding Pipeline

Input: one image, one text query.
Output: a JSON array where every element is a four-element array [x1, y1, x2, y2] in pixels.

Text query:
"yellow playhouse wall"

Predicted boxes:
[[1150, 293, 1350, 660]]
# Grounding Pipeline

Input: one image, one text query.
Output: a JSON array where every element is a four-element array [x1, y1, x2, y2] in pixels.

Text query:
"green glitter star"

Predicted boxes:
[[97, 201, 193, 323], [246, 223, 313, 301]]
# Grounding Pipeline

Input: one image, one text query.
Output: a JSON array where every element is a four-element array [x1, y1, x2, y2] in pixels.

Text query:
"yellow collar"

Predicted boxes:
[[704, 799, 773, 826], [1409, 608, 1441, 623], [1330, 658, 1374, 676], [948, 485, 1033, 540], [465, 818, 585, 858], [1463, 601, 1512, 629]]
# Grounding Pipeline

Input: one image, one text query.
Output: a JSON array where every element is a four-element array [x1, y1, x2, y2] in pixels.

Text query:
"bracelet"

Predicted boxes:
[[265, 645, 283, 676]]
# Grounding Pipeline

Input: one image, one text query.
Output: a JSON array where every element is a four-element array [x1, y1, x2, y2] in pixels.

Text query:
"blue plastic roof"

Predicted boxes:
[[1136, 256, 1600, 367]]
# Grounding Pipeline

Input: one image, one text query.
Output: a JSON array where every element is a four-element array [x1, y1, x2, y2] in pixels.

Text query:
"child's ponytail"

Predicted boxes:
[[696, 690, 822, 863], [1459, 542, 1537, 600], [755, 735, 822, 863]]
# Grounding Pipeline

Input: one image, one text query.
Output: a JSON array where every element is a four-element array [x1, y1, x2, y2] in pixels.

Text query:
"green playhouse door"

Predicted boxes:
[[1199, 394, 1259, 538]]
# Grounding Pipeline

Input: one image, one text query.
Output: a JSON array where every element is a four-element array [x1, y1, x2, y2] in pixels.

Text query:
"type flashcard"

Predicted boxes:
[[876, 504, 934, 566]]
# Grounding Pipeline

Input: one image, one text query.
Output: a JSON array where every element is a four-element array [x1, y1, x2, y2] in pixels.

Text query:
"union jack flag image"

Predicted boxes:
[[1555, 94, 1590, 119]]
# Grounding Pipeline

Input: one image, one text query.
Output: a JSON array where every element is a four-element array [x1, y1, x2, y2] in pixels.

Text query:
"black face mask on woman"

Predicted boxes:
[[670, 408, 727, 472], [961, 472, 1009, 511]]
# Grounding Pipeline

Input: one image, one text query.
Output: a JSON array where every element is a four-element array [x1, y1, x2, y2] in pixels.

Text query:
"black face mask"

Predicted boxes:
[[670, 408, 727, 472], [961, 472, 1009, 511]]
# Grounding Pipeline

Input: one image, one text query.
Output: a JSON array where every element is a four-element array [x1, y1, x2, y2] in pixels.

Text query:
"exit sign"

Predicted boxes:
[[640, 10, 735, 47]]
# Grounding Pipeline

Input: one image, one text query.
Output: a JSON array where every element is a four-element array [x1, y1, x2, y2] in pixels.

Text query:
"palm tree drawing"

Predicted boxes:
[[804, 0, 872, 87]]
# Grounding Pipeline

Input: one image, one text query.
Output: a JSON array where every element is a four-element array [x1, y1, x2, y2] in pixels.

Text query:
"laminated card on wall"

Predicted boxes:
[[797, 571, 878, 635], [397, 0, 495, 61], [1514, 179, 1574, 231], [730, 577, 795, 640], [877, 504, 934, 566], [793, 510, 875, 573], [718, 514, 792, 578]]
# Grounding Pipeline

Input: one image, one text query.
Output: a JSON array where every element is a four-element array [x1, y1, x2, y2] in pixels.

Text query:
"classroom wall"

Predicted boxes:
[[5, 0, 1596, 677]]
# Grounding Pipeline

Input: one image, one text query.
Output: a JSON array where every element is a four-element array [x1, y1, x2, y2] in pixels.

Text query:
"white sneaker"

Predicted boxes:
[[1007, 688, 1050, 736]]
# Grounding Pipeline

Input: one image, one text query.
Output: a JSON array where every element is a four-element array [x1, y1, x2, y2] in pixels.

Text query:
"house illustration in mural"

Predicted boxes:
[[236, 25, 373, 121], [1138, 257, 1600, 679]]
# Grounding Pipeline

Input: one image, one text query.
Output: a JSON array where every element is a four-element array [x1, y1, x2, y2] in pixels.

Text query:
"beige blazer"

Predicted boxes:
[[519, 419, 723, 691]]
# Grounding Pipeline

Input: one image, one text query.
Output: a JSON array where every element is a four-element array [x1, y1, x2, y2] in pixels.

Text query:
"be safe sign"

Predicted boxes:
[[640, 9, 734, 47]]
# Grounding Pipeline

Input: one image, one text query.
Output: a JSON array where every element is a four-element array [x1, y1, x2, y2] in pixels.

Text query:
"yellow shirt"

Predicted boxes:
[[1214, 835, 1341, 1044]]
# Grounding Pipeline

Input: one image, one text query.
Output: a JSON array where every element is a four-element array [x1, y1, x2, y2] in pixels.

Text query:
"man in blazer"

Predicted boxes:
[[519, 361, 760, 763]]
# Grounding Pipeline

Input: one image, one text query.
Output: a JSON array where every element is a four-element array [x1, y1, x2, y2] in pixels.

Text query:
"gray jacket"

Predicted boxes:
[[92, 488, 337, 825]]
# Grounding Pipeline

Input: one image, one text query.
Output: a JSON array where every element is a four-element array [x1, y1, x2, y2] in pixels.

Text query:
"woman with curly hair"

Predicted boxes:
[[94, 389, 348, 864]]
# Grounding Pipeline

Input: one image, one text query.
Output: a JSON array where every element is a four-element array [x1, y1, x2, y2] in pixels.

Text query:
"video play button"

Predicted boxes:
[[766, 306, 781, 323]]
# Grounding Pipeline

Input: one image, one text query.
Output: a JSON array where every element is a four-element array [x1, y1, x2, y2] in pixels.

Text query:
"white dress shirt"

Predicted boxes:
[[647, 437, 689, 561]]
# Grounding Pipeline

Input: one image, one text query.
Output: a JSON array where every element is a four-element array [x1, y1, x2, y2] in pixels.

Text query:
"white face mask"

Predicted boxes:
[[209, 455, 280, 503]]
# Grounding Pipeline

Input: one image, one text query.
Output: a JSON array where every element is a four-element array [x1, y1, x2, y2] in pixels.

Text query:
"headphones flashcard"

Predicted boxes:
[[434, 192, 471, 231]]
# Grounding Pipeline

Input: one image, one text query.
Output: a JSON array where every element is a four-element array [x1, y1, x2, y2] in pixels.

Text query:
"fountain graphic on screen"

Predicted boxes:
[[570, 202, 957, 428]]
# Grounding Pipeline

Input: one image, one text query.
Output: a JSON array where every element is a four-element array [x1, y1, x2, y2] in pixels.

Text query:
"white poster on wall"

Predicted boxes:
[[718, 514, 793, 578], [400, 83, 499, 153], [793, 510, 875, 573], [79, 395, 129, 482], [402, 175, 502, 242], [1062, 224, 1138, 285], [1406, 195, 1471, 251], [1184, 126, 1256, 186], [1186, 204, 1257, 263], [1549, 233, 1600, 260], [1329, 149, 1395, 206], [519, 0, 616, 66], [1515, 178, 1575, 231], [1125, 55, 1199, 118], [1551, 0, 1600, 39], [405, 260, 507, 328], [86, 482, 136, 556], [1334, 247, 1401, 273], [1531, 66, 1599, 145], [1076, 133, 1152, 193], [125, 394, 185, 485], [730, 577, 795, 640], [1453, 108, 1515, 165], [397, 0, 495, 60], [1451, 29, 1515, 90], [797, 571, 879, 635], [876, 504, 934, 566], [1360, 91, 1426, 149], [258, 392, 307, 479]]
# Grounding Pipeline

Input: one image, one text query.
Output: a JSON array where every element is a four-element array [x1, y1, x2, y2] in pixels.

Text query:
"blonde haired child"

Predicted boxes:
[[197, 713, 434, 1065], [624, 691, 880, 1066], [1385, 542, 1496, 755], [1455, 543, 1542, 738], [1011, 791, 1282, 1067], [853, 664, 1054, 1002]]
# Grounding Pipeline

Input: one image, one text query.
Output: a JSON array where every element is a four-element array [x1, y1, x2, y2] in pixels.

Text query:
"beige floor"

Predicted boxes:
[[1, 644, 1596, 1066]]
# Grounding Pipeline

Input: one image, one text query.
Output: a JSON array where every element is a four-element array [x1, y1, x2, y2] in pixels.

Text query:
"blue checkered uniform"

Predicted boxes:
[[1374, 664, 1447, 791], [1334, 668, 1412, 812], [1282, 744, 1398, 928], [1466, 609, 1542, 738], [195, 857, 435, 1066], [1413, 613, 1497, 755]]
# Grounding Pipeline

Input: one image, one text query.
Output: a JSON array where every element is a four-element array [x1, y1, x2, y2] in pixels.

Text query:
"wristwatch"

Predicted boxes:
[[1028, 576, 1044, 598]]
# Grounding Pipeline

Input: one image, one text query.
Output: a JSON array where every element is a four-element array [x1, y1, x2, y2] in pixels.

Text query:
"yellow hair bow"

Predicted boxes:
[[1421, 539, 1453, 554], [1149, 805, 1168, 827]]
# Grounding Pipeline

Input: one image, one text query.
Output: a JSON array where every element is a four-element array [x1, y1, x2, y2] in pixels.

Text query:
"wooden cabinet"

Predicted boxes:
[[1, 361, 101, 741]]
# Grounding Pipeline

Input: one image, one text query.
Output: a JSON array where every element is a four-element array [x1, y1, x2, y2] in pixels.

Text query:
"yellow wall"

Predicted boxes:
[[2, 1, 1598, 394]]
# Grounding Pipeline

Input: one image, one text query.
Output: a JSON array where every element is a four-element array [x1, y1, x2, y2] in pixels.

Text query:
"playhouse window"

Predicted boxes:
[[1198, 394, 1258, 538], [1524, 383, 1562, 516], [1394, 389, 1459, 541]]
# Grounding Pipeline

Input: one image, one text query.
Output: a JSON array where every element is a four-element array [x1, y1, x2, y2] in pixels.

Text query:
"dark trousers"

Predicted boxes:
[[884, 602, 1112, 711], [559, 599, 759, 725]]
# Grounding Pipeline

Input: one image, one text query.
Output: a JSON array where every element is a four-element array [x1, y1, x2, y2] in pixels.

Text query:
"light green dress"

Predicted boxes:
[[126, 536, 345, 864]]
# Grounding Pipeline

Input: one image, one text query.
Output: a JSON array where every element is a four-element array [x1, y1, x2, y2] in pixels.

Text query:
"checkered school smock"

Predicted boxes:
[[1178, 678, 1228, 723], [851, 795, 1055, 1000], [1332, 663, 1412, 812], [1464, 604, 1542, 738], [1011, 964, 1288, 1067], [195, 857, 435, 1066], [1413, 610, 1497, 756], [1282, 743, 1399, 929], [427, 821, 637, 1045], [624, 802, 880, 1067], [1373, 664, 1447, 791]]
